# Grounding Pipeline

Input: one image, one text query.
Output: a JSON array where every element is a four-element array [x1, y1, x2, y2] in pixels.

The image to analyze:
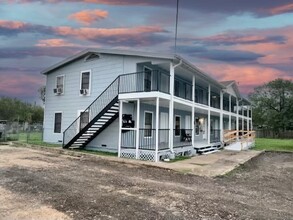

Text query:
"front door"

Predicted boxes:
[[79, 111, 89, 131]]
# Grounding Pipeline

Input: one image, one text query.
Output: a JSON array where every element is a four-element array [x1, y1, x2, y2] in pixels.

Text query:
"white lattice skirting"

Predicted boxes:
[[120, 149, 173, 162], [120, 149, 136, 159]]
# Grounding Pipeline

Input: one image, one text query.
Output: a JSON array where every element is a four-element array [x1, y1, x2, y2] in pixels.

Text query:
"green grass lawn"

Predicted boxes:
[[254, 138, 293, 152], [16, 132, 61, 148]]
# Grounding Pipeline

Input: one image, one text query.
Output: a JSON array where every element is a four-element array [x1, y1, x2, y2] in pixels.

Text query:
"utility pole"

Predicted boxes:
[[174, 0, 179, 54]]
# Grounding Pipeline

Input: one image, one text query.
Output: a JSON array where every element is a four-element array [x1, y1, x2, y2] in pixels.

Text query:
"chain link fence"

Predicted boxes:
[[0, 121, 44, 144]]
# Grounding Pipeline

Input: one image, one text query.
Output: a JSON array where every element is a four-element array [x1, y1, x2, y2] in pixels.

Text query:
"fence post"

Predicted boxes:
[[27, 125, 30, 143]]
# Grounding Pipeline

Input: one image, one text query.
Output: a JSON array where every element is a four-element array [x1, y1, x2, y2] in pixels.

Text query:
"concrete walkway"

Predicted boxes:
[[156, 150, 262, 176], [7, 143, 262, 177]]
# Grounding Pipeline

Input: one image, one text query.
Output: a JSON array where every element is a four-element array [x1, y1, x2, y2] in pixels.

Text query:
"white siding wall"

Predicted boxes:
[[43, 54, 170, 144]]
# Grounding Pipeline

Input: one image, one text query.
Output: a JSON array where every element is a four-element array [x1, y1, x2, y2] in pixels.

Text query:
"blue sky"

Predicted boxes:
[[0, 0, 293, 103]]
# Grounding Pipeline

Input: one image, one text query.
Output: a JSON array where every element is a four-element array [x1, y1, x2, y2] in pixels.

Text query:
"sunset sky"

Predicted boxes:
[[1, 0, 293, 103]]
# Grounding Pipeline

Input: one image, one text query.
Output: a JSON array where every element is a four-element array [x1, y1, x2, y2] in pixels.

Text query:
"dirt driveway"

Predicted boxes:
[[0, 145, 292, 220]]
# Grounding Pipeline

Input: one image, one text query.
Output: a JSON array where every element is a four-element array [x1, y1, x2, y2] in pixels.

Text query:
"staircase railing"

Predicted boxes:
[[63, 76, 119, 147], [63, 70, 170, 147]]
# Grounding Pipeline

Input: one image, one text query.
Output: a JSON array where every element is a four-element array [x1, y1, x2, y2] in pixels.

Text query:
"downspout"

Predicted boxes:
[[169, 59, 183, 154]]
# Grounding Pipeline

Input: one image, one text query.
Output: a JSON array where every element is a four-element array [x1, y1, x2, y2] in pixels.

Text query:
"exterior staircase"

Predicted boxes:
[[63, 77, 119, 149], [196, 142, 222, 154]]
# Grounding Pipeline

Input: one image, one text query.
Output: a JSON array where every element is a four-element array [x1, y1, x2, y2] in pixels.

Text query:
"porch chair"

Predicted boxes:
[[181, 129, 192, 142]]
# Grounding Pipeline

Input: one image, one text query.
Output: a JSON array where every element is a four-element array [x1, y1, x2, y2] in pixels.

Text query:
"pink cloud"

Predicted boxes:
[[68, 9, 108, 26], [268, 3, 293, 15], [232, 26, 293, 65], [198, 63, 292, 95], [35, 38, 77, 47], [54, 25, 165, 38], [0, 73, 44, 97], [0, 20, 27, 29]]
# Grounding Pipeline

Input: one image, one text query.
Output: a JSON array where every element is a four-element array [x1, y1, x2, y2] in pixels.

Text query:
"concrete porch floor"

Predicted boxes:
[[155, 150, 262, 177]]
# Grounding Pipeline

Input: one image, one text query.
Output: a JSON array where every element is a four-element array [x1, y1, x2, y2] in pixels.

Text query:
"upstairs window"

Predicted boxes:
[[54, 112, 62, 133], [174, 80, 180, 97], [80, 71, 91, 95], [54, 75, 64, 95]]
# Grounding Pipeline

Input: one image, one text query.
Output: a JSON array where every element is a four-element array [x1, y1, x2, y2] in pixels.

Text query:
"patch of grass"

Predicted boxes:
[[14, 141, 61, 148], [254, 138, 293, 152], [76, 149, 118, 157], [166, 156, 191, 163]]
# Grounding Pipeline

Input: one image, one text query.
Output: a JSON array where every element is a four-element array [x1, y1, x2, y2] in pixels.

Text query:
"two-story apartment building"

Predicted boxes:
[[42, 49, 253, 162]]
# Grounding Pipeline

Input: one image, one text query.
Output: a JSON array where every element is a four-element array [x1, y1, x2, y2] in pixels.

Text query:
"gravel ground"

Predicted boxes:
[[0, 145, 292, 220]]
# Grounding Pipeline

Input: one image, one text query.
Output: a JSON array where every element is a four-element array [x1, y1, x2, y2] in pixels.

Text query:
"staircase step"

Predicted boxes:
[[107, 109, 118, 112], [201, 149, 219, 155], [197, 146, 218, 154], [104, 113, 116, 116], [88, 128, 100, 131], [100, 116, 112, 119], [97, 119, 109, 122]]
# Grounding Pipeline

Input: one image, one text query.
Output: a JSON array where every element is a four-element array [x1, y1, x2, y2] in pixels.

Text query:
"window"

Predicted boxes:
[[54, 113, 62, 133], [175, 116, 181, 136], [144, 112, 153, 137], [198, 89, 203, 104], [185, 84, 192, 100], [144, 67, 152, 92], [174, 80, 180, 96], [80, 71, 90, 94], [54, 75, 64, 94], [79, 111, 89, 131]]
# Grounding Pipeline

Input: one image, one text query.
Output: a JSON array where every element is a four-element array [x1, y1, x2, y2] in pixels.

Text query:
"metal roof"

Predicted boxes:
[[41, 48, 226, 89]]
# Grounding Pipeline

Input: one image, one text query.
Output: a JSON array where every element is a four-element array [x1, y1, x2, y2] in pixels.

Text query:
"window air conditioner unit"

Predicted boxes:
[[80, 89, 88, 95], [53, 88, 63, 95]]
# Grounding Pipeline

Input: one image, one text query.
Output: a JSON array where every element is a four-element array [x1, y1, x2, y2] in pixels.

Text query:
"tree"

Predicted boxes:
[[249, 78, 293, 132], [38, 86, 46, 104], [0, 97, 44, 123]]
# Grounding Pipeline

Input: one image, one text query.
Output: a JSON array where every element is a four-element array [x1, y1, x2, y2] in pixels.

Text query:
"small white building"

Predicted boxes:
[[42, 49, 253, 161]]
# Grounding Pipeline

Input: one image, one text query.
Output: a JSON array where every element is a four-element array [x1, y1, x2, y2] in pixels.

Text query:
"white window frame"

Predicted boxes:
[[144, 111, 153, 138], [77, 110, 90, 131], [175, 115, 181, 137], [55, 75, 65, 95], [53, 111, 62, 134], [80, 70, 91, 96]]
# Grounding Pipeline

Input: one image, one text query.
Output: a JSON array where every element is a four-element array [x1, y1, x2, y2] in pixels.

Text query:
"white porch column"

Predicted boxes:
[[169, 63, 175, 152], [250, 106, 253, 130], [242, 102, 244, 131], [118, 100, 123, 157], [155, 97, 159, 162], [220, 91, 223, 142], [192, 75, 195, 147], [228, 95, 231, 130], [135, 99, 140, 159], [247, 108, 250, 131], [208, 84, 211, 144]]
